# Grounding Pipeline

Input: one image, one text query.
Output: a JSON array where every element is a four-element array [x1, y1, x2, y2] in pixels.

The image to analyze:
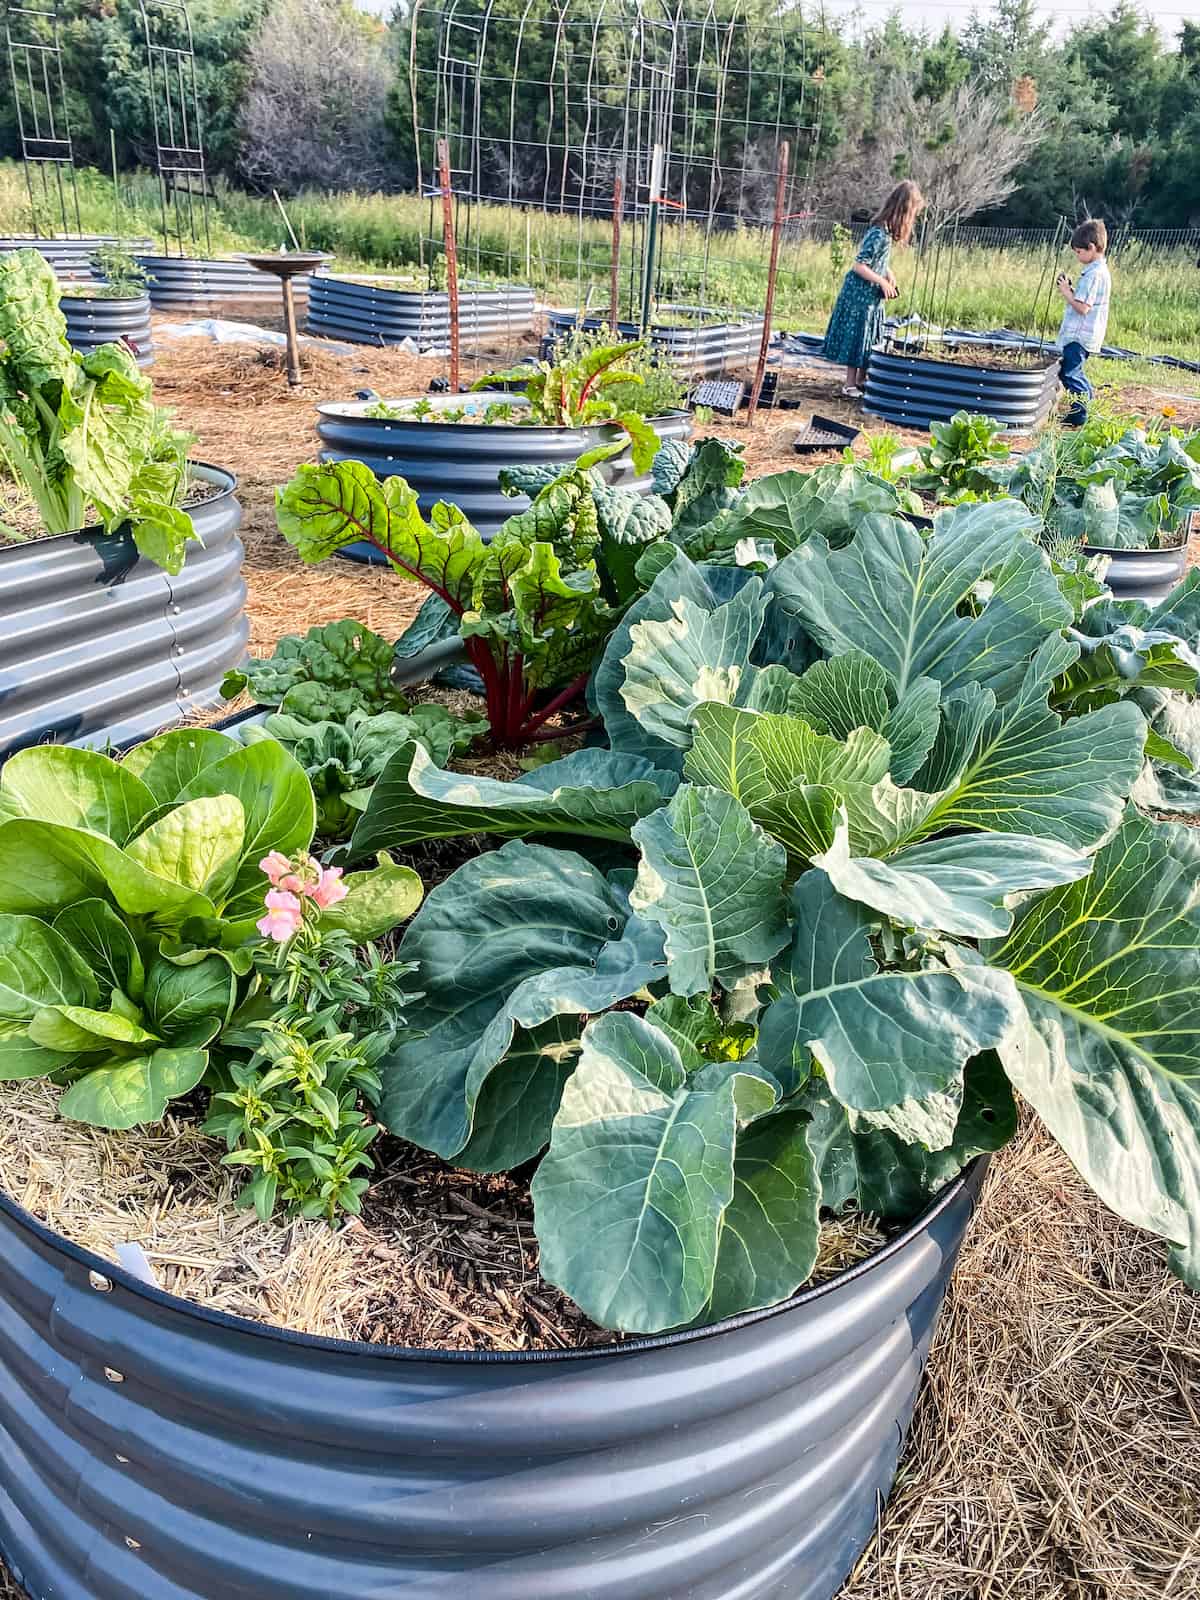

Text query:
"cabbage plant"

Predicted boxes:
[[0, 732, 420, 1128], [350, 496, 1200, 1334]]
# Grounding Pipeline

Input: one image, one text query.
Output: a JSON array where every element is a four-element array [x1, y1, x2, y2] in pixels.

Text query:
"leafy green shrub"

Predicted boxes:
[[0, 732, 421, 1129], [344, 492, 1200, 1334], [0, 249, 196, 570]]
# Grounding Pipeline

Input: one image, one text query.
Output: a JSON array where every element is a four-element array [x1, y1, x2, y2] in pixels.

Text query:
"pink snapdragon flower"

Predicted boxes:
[[260, 851, 304, 893], [310, 866, 348, 909], [257, 889, 304, 943]]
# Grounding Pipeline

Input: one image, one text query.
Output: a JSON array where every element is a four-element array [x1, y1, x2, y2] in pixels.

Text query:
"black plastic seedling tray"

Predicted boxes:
[[794, 413, 861, 453]]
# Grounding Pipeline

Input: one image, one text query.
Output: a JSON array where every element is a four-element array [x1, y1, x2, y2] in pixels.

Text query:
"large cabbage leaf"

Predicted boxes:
[[989, 807, 1200, 1287], [758, 871, 1022, 1146], [377, 841, 666, 1169], [531, 1010, 819, 1332], [769, 499, 1069, 699], [351, 743, 677, 854]]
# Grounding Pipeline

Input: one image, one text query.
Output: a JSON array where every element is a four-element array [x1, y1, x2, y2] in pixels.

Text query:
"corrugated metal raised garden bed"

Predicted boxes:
[[0, 1124, 985, 1600], [0, 463, 247, 759], [315, 393, 693, 561], [546, 306, 765, 379], [135, 255, 309, 315], [864, 342, 1060, 429], [306, 275, 536, 348], [60, 291, 153, 366]]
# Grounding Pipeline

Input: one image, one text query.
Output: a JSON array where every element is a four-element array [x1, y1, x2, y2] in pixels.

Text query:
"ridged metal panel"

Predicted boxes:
[[0, 236, 155, 281], [61, 294, 154, 367], [1087, 540, 1190, 605], [0, 1161, 986, 1600], [545, 308, 765, 378], [306, 277, 536, 347], [135, 256, 309, 314], [0, 464, 247, 759], [864, 346, 1061, 429], [316, 397, 693, 563]]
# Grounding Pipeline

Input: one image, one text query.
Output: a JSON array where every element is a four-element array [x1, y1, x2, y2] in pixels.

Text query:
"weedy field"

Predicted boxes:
[[4, 162, 1198, 366]]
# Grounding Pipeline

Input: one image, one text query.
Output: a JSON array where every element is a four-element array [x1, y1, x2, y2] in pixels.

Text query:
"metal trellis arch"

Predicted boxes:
[[137, 0, 211, 256], [4, 0, 80, 237]]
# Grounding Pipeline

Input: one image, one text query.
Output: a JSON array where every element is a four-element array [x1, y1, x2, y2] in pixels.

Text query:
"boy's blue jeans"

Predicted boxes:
[[1059, 340, 1092, 424]]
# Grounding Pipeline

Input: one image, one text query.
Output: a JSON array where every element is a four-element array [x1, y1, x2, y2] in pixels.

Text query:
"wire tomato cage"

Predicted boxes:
[[403, 0, 835, 378]]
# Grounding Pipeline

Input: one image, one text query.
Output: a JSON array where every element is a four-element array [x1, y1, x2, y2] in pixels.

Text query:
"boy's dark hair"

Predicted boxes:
[[1071, 218, 1108, 253]]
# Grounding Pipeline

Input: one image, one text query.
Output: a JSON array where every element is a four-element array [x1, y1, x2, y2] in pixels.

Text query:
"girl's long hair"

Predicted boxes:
[[873, 180, 924, 246]]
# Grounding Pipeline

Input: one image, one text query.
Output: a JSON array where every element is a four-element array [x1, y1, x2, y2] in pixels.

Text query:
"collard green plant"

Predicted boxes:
[[275, 459, 621, 749], [0, 248, 197, 572], [351, 497, 1200, 1335], [0, 733, 419, 1129], [985, 421, 1200, 551]]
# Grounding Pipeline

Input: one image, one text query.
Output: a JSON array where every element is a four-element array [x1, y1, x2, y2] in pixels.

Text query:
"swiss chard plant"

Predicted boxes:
[[347, 497, 1200, 1334], [475, 337, 663, 470], [0, 248, 197, 572], [0, 732, 421, 1128], [275, 459, 625, 749]]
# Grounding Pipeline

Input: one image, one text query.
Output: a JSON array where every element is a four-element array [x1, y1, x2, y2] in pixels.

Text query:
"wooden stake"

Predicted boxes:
[[747, 140, 789, 423], [610, 173, 623, 331], [437, 138, 461, 393]]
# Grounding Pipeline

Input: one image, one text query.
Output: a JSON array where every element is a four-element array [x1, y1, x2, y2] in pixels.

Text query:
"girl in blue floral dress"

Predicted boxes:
[[823, 180, 925, 398]]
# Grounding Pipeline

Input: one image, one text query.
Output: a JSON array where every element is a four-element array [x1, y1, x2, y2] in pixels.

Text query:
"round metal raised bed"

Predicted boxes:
[[316, 395, 693, 563], [864, 345, 1060, 429], [135, 256, 310, 316], [307, 276, 536, 348], [546, 306, 765, 379], [0, 235, 155, 282], [1086, 535, 1191, 605], [60, 293, 153, 366], [0, 1153, 986, 1600], [0, 463, 247, 761]]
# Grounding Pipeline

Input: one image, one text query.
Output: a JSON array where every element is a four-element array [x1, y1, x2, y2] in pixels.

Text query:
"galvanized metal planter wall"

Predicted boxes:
[[864, 346, 1060, 429], [61, 293, 153, 366], [135, 256, 308, 316], [0, 236, 154, 281], [316, 396, 693, 563], [0, 464, 247, 760], [0, 1160, 986, 1600], [306, 277, 536, 348], [545, 308, 766, 378], [1088, 538, 1190, 605]]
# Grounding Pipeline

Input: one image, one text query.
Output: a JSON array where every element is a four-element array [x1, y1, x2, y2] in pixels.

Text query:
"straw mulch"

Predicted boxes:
[[2, 326, 1200, 1599]]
